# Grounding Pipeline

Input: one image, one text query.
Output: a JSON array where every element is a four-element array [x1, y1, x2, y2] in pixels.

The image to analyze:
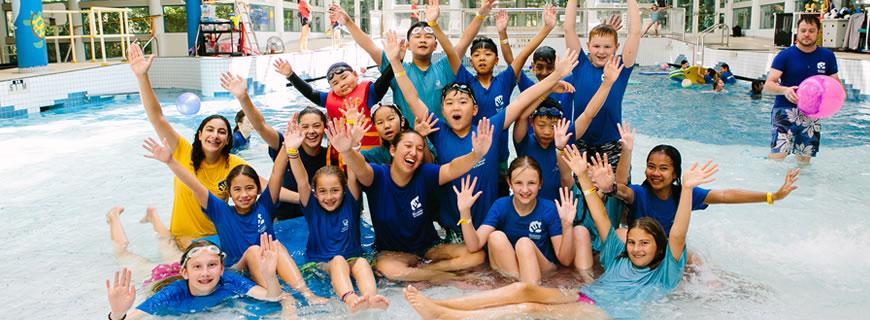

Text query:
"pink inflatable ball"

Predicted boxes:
[[797, 75, 845, 119], [681, 79, 692, 88], [659, 63, 669, 71]]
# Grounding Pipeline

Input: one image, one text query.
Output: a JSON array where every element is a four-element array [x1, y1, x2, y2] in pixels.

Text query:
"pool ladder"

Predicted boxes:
[[692, 23, 730, 67]]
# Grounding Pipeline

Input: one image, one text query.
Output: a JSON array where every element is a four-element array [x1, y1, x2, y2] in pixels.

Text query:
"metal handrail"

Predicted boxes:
[[694, 22, 729, 66]]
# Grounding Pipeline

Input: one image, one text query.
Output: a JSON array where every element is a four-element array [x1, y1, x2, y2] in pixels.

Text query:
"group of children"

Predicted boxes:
[[103, 1, 802, 319], [674, 59, 737, 92]]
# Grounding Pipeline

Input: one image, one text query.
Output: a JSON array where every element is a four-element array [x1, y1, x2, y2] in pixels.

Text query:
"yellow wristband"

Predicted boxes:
[[500, 38, 509, 45], [396, 71, 406, 78], [345, 119, 355, 125], [583, 187, 598, 196], [456, 218, 470, 226], [766, 192, 773, 205], [428, 20, 439, 28], [476, 14, 486, 21], [286, 148, 299, 156]]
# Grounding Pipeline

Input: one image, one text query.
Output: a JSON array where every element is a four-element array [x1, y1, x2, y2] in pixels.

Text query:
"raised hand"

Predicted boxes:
[[604, 13, 623, 31], [589, 153, 615, 192], [561, 144, 589, 178], [553, 118, 573, 150], [552, 80, 576, 94], [478, 0, 498, 17], [554, 50, 580, 79], [340, 97, 363, 121], [347, 114, 372, 147], [495, 10, 508, 33], [414, 112, 441, 137], [471, 117, 494, 159], [383, 31, 407, 63], [283, 113, 305, 150], [143, 137, 173, 164], [543, 4, 557, 29], [219, 72, 248, 98], [555, 186, 578, 224], [106, 268, 136, 319], [425, 0, 440, 23], [453, 175, 482, 216], [127, 42, 154, 77], [682, 160, 718, 189], [273, 58, 294, 77], [617, 122, 636, 152], [328, 4, 351, 25], [602, 55, 624, 85], [325, 117, 354, 153], [258, 233, 279, 276], [773, 168, 800, 200]]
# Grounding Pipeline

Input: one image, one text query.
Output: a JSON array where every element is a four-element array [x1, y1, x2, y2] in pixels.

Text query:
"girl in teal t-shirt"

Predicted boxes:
[[399, 146, 718, 319]]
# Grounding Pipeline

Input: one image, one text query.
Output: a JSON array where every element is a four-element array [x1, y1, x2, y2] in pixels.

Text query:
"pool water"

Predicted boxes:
[[1, 70, 868, 319]]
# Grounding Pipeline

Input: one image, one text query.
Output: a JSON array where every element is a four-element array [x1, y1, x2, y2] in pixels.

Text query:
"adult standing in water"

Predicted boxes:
[[764, 15, 839, 164]]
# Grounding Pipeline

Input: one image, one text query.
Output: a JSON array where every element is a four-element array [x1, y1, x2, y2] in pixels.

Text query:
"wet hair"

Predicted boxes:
[[751, 79, 764, 97], [470, 37, 499, 57], [797, 15, 821, 30], [226, 164, 262, 194], [312, 165, 348, 191], [192, 115, 233, 172], [680, 60, 688, 66], [532, 46, 556, 65], [372, 104, 410, 148], [407, 21, 431, 40], [297, 106, 328, 125], [720, 63, 730, 71], [706, 68, 717, 77], [151, 240, 224, 294], [234, 110, 246, 133], [641, 145, 683, 206], [588, 24, 618, 44], [507, 156, 543, 185], [530, 98, 563, 120], [619, 217, 668, 269]]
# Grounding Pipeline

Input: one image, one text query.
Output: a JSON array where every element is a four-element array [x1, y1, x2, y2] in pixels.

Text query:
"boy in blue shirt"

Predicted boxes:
[[764, 15, 840, 164], [719, 63, 736, 84]]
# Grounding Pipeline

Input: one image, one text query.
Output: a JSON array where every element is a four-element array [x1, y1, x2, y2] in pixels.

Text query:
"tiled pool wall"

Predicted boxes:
[[1, 38, 868, 119]]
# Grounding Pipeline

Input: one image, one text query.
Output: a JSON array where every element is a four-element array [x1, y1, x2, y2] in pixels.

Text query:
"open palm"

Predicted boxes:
[[127, 43, 153, 77]]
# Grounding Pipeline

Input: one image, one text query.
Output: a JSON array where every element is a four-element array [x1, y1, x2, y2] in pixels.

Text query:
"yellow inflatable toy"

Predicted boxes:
[[669, 66, 707, 84]]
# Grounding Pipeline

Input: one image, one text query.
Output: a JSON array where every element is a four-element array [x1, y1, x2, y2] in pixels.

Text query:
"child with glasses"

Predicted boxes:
[[274, 57, 393, 151]]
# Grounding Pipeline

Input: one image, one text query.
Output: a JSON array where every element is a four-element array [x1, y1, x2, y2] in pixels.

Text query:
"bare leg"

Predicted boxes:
[[768, 152, 787, 161], [280, 293, 299, 320], [572, 226, 595, 283], [374, 251, 457, 282], [795, 155, 812, 165], [486, 231, 520, 279], [350, 258, 389, 310], [641, 21, 654, 37], [299, 25, 310, 52], [426, 282, 576, 310], [422, 244, 485, 272], [276, 243, 328, 304], [515, 237, 557, 285], [140, 207, 182, 263], [322, 256, 366, 312], [106, 207, 151, 267]]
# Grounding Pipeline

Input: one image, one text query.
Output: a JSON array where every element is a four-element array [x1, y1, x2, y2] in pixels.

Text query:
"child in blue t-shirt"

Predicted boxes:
[[452, 157, 577, 285], [398, 146, 715, 319], [142, 133, 326, 304], [231, 110, 252, 154], [285, 116, 389, 312], [329, 112, 493, 282], [719, 63, 736, 84], [385, 30, 581, 240], [362, 103, 437, 165], [104, 237, 288, 319]]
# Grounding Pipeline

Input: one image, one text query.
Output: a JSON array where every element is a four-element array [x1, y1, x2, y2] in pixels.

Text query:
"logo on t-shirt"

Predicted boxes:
[[528, 220, 543, 240], [817, 62, 826, 73], [257, 213, 266, 233], [410, 196, 423, 218], [472, 158, 486, 169], [494, 95, 505, 112], [341, 219, 349, 233], [218, 180, 228, 192]]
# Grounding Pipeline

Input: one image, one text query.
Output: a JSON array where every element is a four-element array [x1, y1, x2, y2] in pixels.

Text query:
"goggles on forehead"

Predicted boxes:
[[441, 83, 478, 105], [532, 106, 563, 118], [327, 66, 353, 81], [410, 26, 435, 36], [181, 245, 226, 267]]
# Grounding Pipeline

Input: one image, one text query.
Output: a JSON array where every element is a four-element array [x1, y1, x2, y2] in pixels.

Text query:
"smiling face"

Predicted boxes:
[[470, 48, 498, 76], [389, 132, 426, 174], [645, 152, 677, 192], [229, 174, 259, 211], [181, 253, 224, 295], [313, 174, 345, 211], [198, 118, 230, 153], [441, 90, 477, 134], [531, 59, 555, 81], [373, 106, 404, 143], [408, 27, 437, 58], [508, 163, 542, 206], [328, 70, 359, 97], [298, 113, 325, 149], [586, 35, 619, 68], [625, 228, 657, 267]]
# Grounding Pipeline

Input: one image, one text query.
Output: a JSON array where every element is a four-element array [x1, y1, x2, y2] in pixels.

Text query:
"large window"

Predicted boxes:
[[6, 11, 13, 37], [733, 7, 751, 30], [284, 9, 300, 32], [312, 11, 325, 32], [760, 3, 784, 29], [163, 5, 187, 33], [250, 4, 276, 32]]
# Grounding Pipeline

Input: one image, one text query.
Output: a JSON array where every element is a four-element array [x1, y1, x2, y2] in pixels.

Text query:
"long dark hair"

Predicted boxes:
[[233, 110, 245, 133], [618, 217, 668, 269], [372, 104, 410, 148], [192, 115, 233, 172], [641, 145, 683, 206]]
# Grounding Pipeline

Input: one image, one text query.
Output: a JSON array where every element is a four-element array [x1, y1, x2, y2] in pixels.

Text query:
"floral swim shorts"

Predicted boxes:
[[770, 107, 821, 157]]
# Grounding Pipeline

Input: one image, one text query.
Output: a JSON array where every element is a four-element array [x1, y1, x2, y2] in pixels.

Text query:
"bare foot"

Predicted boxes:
[[139, 207, 157, 224], [365, 294, 390, 310], [404, 285, 462, 320], [106, 206, 124, 223], [303, 291, 329, 305], [343, 292, 367, 313], [280, 294, 299, 320]]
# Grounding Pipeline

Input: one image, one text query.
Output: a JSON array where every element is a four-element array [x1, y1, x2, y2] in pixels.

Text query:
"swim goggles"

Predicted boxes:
[[441, 83, 478, 104], [532, 106, 563, 117], [327, 66, 353, 81], [409, 26, 435, 36], [181, 245, 226, 267]]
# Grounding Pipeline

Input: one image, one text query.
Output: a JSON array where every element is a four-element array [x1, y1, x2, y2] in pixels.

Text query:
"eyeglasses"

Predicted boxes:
[[532, 106, 563, 118], [327, 66, 353, 81], [182, 245, 226, 267], [410, 26, 435, 36]]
